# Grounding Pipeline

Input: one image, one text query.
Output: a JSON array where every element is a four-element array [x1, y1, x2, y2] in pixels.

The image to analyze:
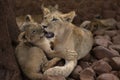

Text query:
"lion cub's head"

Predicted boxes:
[[18, 15, 46, 44], [81, 18, 116, 33], [82, 19, 105, 32], [40, 5, 76, 38]]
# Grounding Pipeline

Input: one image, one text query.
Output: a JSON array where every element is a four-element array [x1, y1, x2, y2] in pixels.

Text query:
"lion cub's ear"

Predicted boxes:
[[48, 4, 59, 12], [63, 11, 76, 22], [25, 15, 34, 22], [20, 15, 34, 31], [18, 32, 27, 42], [54, 4, 59, 10], [41, 4, 50, 15]]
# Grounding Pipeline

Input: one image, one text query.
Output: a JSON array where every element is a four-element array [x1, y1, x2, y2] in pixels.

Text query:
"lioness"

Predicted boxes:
[[40, 5, 93, 77], [15, 15, 61, 80]]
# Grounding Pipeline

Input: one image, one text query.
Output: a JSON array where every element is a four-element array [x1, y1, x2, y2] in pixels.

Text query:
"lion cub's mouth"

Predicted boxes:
[[44, 31, 55, 38], [50, 42, 54, 50]]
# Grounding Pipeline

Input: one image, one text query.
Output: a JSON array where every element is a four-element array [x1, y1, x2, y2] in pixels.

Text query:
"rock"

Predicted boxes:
[[42, 75, 66, 80], [94, 36, 103, 39], [80, 67, 95, 80], [94, 37, 112, 47], [97, 73, 119, 80], [109, 57, 120, 70], [89, 57, 98, 63], [116, 15, 120, 21], [81, 53, 91, 61], [118, 71, 120, 78], [117, 8, 120, 15], [104, 30, 117, 37], [117, 30, 120, 34], [78, 61, 91, 69], [117, 22, 120, 29], [95, 35, 111, 40], [109, 45, 120, 53], [102, 57, 110, 62], [92, 60, 112, 75], [70, 65, 82, 80], [112, 35, 120, 44], [94, 29, 105, 35], [110, 71, 120, 77], [108, 47, 120, 56], [103, 35, 111, 41], [67, 78, 75, 80], [93, 46, 119, 59]]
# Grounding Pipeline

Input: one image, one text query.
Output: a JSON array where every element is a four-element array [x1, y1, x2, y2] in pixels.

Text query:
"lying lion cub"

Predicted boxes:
[[40, 5, 93, 77], [15, 15, 61, 80], [80, 18, 117, 33]]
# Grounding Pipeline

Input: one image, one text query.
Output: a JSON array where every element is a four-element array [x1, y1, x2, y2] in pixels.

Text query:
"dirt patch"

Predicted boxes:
[[15, 0, 120, 25]]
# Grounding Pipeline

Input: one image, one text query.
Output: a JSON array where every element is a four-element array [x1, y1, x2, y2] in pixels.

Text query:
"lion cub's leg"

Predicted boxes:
[[25, 72, 43, 80], [44, 59, 77, 77], [43, 50, 78, 77], [42, 57, 61, 72]]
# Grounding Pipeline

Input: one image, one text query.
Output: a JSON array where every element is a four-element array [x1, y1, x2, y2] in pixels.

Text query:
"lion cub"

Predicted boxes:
[[40, 5, 93, 77], [80, 18, 117, 33], [15, 15, 60, 80]]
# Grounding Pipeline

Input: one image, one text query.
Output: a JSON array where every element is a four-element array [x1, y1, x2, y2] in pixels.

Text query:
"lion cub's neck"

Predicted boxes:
[[55, 22, 74, 43], [24, 42, 35, 47], [33, 37, 52, 53], [34, 37, 48, 46]]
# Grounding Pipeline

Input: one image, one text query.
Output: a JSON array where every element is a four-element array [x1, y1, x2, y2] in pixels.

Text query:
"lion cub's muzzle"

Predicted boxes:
[[43, 30, 55, 38]]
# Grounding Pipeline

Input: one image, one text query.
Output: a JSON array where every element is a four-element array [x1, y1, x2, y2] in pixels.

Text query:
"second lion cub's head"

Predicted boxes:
[[18, 15, 46, 44], [41, 5, 76, 37]]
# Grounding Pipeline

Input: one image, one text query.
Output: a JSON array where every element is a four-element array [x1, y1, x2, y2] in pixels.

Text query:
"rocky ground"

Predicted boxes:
[[15, 0, 120, 80], [68, 20, 120, 80], [39, 19, 120, 80]]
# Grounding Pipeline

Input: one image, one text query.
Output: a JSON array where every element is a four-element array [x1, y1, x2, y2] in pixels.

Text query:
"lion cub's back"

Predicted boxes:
[[73, 27, 93, 60], [15, 42, 47, 72]]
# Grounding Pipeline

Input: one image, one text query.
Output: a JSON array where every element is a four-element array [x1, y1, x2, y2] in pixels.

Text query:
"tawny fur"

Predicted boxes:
[[80, 18, 117, 32], [15, 15, 61, 80], [16, 42, 45, 80], [41, 5, 93, 77]]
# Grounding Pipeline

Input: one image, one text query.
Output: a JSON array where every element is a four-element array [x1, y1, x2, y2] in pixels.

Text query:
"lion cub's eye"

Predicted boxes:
[[52, 18, 58, 21], [32, 30, 36, 34], [44, 17, 47, 19]]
